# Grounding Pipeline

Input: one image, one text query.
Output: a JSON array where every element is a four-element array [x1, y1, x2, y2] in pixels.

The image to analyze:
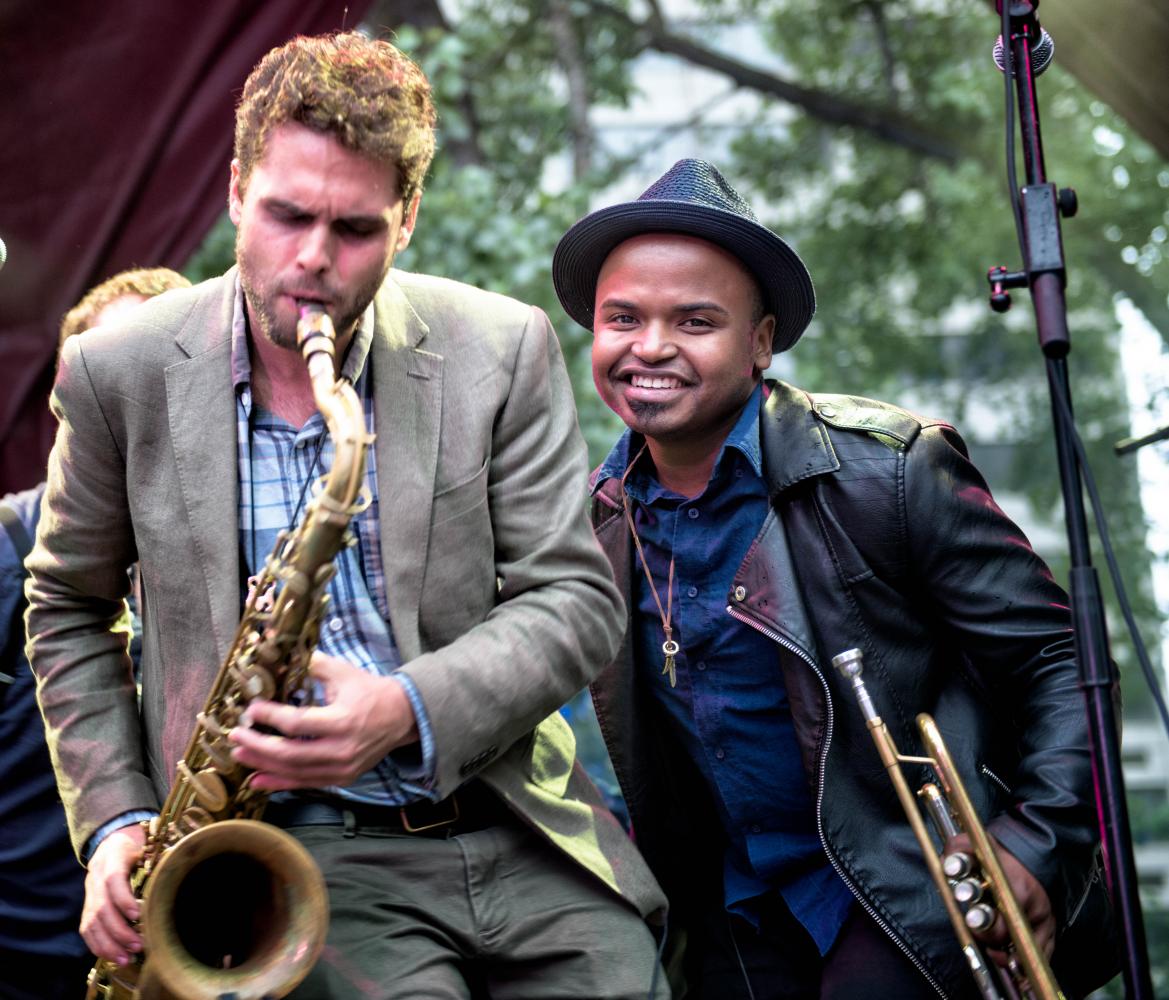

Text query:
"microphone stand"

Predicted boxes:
[[987, 4, 1153, 996]]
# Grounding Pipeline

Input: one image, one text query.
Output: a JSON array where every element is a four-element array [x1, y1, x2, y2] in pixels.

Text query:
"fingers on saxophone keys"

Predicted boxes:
[[238, 698, 313, 736], [88, 905, 141, 964]]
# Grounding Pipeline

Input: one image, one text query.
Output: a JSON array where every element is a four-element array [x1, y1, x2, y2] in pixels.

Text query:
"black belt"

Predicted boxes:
[[264, 781, 512, 838]]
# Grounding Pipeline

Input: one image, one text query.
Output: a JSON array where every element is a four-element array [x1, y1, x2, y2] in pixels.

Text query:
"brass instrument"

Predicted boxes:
[[88, 304, 373, 1000], [830, 648, 1065, 1000]]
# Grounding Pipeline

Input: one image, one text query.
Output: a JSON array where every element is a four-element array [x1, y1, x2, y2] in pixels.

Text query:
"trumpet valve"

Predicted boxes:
[[965, 902, 998, 932], [953, 876, 984, 905], [943, 850, 975, 879]]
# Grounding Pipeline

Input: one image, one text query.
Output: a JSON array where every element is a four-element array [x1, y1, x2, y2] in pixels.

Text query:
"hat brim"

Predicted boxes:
[[552, 200, 815, 352]]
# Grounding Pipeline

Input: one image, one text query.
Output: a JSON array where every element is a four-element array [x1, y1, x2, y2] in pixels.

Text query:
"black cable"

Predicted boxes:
[[1049, 370, 1169, 738], [1000, 1, 1025, 252]]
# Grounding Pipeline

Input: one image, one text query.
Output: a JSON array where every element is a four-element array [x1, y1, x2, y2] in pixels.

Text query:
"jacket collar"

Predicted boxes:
[[758, 379, 840, 496]]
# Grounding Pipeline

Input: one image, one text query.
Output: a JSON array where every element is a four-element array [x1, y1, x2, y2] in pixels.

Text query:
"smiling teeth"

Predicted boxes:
[[631, 375, 683, 389]]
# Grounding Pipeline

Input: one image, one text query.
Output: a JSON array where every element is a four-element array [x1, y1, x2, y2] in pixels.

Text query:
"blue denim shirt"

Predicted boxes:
[[595, 384, 853, 954]]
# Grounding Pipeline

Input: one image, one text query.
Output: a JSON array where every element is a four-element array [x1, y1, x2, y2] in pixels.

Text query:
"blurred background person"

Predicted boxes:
[[0, 266, 190, 1000]]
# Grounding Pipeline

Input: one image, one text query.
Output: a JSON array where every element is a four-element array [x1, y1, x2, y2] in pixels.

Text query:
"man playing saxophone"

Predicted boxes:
[[553, 159, 1117, 999], [26, 32, 667, 1000]]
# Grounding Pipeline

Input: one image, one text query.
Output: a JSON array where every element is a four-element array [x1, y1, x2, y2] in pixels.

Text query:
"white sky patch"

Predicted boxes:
[[1117, 297, 1169, 691]]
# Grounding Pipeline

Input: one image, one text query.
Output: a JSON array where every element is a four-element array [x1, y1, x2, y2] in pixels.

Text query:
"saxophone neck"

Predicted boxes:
[[297, 302, 341, 392]]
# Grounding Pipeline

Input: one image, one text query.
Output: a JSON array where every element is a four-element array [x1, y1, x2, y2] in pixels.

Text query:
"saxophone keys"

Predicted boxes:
[[186, 766, 230, 814], [198, 711, 227, 739], [177, 806, 215, 835], [199, 733, 239, 775], [229, 663, 277, 702]]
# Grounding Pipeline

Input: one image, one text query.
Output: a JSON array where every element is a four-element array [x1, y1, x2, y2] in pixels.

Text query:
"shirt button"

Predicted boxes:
[[696, 661, 707, 672], [733, 585, 747, 601], [715, 748, 726, 760], [329, 617, 344, 632], [687, 508, 700, 519], [687, 586, 698, 598]]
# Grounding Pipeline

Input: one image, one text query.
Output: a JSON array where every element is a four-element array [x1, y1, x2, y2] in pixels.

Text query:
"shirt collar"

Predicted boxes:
[[230, 274, 376, 392], [593, 381, 765, 498]]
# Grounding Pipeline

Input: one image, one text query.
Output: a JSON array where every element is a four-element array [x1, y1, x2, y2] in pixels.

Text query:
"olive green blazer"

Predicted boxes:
[[26, 267, 665, 920]]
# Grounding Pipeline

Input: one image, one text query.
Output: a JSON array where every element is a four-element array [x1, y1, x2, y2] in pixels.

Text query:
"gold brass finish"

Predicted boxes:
[[86, 305, 372, 999], [831, 648, 1065, 1000]]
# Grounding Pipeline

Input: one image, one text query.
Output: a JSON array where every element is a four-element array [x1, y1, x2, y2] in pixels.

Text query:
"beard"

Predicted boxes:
[[628, 400, 671, 421], [235, 229, 388, 350]]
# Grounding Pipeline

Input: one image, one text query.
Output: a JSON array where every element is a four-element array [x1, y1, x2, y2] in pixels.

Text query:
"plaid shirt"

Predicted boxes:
[[85, 282, 439, 858], [231, 280, 436, 806]]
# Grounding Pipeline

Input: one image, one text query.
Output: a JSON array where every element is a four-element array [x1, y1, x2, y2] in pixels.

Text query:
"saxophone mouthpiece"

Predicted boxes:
[[297, 300, 327, 320], [296, 302, 336, 360]]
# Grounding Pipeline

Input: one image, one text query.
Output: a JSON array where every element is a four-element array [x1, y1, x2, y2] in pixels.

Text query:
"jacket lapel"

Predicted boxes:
[[165, 275, 241, 664], [370, 277, 442, 662]]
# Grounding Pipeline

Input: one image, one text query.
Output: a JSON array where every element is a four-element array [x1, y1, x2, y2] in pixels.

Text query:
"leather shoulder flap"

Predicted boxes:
[[807, 391, 936, 451]]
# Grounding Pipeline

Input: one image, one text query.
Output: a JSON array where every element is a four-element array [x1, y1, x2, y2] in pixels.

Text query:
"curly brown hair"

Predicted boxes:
[[233, 32, 437, 203], [59, 266, 191, 347]]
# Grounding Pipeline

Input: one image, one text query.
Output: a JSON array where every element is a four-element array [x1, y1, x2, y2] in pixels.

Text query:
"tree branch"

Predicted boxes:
[[581, 0, 967, 164], [549, 0, 594, 180]]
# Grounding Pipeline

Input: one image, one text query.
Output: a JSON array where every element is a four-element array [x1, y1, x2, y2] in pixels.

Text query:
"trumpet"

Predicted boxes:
[[831, 648, 1065, 1000]]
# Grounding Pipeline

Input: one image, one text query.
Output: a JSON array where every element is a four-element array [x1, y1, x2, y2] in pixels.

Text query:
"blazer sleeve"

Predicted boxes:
[[902, 421, 1096, 920], [25, 334, 156, 858], [397, 306, 626, 794]]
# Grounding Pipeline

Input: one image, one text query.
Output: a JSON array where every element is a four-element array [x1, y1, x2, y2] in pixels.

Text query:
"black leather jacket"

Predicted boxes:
[[589, 380, 1110, 998]]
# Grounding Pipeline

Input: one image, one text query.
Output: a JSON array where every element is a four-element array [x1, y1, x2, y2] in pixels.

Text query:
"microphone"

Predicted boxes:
[[993, 28, 1055, 76]]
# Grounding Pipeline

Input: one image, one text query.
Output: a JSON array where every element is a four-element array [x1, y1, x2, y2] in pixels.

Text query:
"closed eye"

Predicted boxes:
[[334, 219, 387, 240]]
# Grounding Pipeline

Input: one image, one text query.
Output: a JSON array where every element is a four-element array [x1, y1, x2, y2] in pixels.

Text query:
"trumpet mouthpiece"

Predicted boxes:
[[831, 648, 865, 679]]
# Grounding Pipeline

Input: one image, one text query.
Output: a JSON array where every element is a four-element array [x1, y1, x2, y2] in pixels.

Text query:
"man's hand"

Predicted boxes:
[[82, 822, 147, 964], [946, 832, 1055, 964], [228, 651, 419, 791]]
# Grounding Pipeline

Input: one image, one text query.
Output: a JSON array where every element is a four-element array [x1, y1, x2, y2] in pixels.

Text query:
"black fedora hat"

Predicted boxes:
[[552, 159, 815, 352]]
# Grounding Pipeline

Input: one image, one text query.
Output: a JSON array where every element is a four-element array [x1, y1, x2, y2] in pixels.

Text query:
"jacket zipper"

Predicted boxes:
[[727, 603, 948, 999]]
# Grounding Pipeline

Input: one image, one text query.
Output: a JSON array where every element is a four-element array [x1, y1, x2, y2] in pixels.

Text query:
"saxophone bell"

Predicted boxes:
[[831, 648, 1065, 1000]]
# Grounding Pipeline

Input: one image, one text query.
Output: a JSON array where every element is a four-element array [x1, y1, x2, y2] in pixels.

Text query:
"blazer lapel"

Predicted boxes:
[[370, 277, 442, 662], [165, 278, 240, 665]]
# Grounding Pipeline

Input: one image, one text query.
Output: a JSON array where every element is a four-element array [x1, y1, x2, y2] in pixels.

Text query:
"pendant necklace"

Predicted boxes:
[[621, 442, 679, 687]]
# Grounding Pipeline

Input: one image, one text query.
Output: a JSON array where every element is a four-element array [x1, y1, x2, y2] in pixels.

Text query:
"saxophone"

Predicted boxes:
[[87, 304, 372, 1000]]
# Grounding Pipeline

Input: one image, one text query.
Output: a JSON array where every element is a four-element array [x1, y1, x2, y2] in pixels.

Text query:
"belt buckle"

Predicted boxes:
[[400, 794, 460, 833]]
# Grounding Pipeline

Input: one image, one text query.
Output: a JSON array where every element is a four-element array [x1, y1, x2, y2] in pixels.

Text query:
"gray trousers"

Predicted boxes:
[[286, 819, 668, 1000]]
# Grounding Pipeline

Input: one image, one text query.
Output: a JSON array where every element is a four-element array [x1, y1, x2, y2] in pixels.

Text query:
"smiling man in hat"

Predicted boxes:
[[552, 160, 1115, 998]]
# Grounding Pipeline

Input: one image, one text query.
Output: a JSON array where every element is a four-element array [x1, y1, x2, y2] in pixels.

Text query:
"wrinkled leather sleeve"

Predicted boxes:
[[902, 420, 1095, 921]]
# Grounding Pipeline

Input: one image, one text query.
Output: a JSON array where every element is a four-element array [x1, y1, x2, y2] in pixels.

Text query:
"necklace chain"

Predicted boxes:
[[621, 442, 679, 687]]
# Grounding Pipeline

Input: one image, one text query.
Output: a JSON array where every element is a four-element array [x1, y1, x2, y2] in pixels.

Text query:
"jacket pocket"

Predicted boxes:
[[431, 456, 489, 528]]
